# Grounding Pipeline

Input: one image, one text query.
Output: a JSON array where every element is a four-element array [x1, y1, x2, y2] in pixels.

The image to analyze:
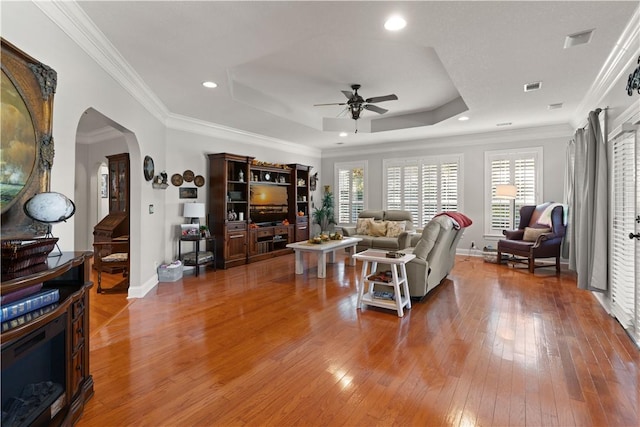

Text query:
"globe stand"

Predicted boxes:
[[45, 225, 63, 257]]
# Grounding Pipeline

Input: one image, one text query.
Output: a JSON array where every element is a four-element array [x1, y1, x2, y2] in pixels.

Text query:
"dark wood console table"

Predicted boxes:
[[1, 252, 94, 426]]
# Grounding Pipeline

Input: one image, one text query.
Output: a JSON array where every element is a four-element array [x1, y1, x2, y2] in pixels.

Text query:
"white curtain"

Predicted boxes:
[[568, 109, 608, 291]]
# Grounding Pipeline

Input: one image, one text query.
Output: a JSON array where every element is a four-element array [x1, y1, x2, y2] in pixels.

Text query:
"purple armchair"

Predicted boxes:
[[497, 203, 565, 273]]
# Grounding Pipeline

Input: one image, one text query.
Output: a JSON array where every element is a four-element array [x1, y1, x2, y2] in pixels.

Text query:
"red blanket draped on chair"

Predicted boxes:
[[434, 212, 473, 229]]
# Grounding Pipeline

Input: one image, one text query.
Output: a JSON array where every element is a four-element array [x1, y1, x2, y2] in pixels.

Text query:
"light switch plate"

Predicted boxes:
[[149, 204, 154, 214]]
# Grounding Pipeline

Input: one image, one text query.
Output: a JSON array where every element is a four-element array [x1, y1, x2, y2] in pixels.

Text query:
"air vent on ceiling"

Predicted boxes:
[[496, 122, 512, 127], [524, 81, 542, 92], [564, 29, 594, 49], [548, 103, 564, 110]]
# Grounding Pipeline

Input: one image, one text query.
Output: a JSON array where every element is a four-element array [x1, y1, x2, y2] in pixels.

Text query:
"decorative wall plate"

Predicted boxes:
[[183, 169, 194, 182], [171, 173, 183, 186], [194, 175, 205, 187], [143, 156, 154, 181]]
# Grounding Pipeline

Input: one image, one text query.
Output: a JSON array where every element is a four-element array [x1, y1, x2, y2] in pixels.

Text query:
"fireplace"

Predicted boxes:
[[1, 313, 67, 427]]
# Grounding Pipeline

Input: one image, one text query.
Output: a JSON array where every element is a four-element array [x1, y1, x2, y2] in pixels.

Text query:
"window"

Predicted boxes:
[[334, 161, 366, 224], [484, 147, 542, 236], [383, 155, 463, 228]]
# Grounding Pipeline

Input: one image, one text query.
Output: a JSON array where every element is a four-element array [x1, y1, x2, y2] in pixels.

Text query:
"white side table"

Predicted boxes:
[[352, 249, 415, 317]]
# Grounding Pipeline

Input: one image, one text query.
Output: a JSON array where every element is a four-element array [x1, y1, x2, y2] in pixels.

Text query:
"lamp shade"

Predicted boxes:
[[24, 192, 76, 223], [183, 202, 205, 219], [495, 184, 517, 199]]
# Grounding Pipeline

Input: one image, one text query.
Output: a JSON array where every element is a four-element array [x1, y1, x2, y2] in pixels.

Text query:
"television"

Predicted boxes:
[[249, 185, 288, 224]]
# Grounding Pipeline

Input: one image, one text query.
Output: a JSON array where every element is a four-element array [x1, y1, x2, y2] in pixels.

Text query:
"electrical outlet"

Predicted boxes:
[[471, 241, 476, 249]]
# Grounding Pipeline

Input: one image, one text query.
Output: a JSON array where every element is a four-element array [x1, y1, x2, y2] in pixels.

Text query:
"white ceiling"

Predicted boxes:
[[74, 1, 639, 150]]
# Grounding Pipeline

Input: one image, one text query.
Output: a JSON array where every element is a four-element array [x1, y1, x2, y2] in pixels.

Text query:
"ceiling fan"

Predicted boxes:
[[314, 84, 398, 120]]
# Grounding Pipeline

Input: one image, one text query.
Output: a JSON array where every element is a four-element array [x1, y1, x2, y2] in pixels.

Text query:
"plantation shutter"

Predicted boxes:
[[386, 166, 402, 211], [491, 159, 512, 231], [610, 130, 637, 331], [421, 164, 438, 223], [441, 162, 458, 213], [404, 165, 420, 224], [351, 167, 364, 221], [487, 148, 541, 235], [384, 155, 462, 228], [336, 164, 366, 224], [337, 168, 351, 224]]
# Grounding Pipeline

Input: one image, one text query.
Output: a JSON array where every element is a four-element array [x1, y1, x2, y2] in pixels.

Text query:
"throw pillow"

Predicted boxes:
[[523, 227, 551, 242], [356, 217, 374, 235], [368, 221, 388, 237], [386, 220, 406, 237], [412, 221, 440, 260]]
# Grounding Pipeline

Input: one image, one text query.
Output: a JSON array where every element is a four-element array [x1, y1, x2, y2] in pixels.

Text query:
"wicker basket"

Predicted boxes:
[[1, 238, 58, 273]]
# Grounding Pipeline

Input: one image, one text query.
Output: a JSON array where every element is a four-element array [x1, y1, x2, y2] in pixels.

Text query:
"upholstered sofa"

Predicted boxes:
[[341, 209, 415, 252]]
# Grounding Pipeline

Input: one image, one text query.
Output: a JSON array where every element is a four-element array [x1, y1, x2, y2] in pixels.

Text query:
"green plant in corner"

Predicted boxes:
[[312, 186, 335, 232]]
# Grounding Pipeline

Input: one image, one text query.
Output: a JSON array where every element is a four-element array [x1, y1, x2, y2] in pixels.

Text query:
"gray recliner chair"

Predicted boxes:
[[403, 215, 465, 299]]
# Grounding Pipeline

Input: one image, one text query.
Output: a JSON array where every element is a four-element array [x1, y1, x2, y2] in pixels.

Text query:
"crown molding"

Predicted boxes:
[[572, 5, 640, 128], [34, 0, 169, 123], [165, 113, 322, 157], [321, 123, 573, 159]]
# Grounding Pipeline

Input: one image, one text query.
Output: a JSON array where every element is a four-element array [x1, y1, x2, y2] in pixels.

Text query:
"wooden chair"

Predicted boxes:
[[93, 237, 129, 293], [497, 203, 565, 273]]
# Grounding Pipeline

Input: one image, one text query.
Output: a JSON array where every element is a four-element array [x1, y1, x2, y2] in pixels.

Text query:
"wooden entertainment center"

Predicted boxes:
[[207, 153, 312, 269]]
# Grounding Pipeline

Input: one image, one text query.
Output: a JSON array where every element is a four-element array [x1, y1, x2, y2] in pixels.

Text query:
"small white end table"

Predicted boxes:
[[352, 249, 415, 317]]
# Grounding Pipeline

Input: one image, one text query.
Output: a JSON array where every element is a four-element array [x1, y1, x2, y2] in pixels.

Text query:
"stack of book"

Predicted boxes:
[[1, 285, 60, 332]]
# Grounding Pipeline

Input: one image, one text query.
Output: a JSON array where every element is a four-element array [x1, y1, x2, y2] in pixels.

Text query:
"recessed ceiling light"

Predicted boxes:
[[384, 16, 406, 31], [458, 116, 469, 121], [339, 132, 348, 137], [202, 81, 218, 88]]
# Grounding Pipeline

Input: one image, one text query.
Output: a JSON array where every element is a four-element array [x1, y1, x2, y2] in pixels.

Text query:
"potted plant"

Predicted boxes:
[[312, 186, 335, 233]]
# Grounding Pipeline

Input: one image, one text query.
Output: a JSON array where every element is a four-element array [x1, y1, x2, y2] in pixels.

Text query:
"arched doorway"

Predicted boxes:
[[75, 108, 141, 297]]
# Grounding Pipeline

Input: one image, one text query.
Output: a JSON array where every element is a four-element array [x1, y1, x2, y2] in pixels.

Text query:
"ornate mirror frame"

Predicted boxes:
[[1, 38, 56, 239]]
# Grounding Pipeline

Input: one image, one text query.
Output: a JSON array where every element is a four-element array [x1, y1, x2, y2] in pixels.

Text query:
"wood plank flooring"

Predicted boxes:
[[79, 253, 639, 426]]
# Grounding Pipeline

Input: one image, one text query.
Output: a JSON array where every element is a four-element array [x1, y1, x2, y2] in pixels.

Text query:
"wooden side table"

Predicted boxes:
[[352, 249, 415, 317], [178, 235, 216, 276]]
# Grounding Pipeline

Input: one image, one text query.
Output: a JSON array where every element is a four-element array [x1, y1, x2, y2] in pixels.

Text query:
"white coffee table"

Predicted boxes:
[[286, 237, 362, 278], [352, 249, 415, 317]]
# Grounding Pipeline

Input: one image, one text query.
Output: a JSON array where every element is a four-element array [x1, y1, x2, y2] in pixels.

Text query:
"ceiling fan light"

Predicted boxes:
[[384, 16, 406, 31]]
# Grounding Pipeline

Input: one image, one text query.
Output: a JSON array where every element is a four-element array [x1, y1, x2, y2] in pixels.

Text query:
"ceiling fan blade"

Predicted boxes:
[[341, 90, 355, 100], [314, 102, 347, 106], [363, 104, 388, 114], [365, 94, 398, 103]]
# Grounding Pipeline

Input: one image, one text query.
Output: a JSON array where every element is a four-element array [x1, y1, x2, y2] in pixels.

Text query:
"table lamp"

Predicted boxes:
[[183, 202, 205, 225]]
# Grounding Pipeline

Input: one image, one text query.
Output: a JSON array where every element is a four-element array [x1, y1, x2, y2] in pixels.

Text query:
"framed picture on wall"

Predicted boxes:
[[179, 187, 197, 199], [101, 173, 108, 198]]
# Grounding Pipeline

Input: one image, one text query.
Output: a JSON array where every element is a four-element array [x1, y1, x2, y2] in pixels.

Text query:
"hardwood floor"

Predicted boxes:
[[79, 253, 638, 426]]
